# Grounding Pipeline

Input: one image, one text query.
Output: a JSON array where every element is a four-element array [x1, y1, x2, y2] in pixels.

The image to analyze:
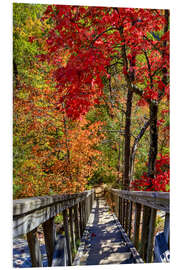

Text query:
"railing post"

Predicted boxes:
[[119, 197, 123, 224], [85, 197, 88, 224], [69, 207, 76, 254], [122, 198, 125, 228], [134, 203, 141, 250], [63, 208, 72, 266], [140, 206, 151, 260], [125, 200, 129, 233], [27, 228, 43, 267], [128, 201, 133, 239], [74, 204, 80, 241], [81, 200, 85, 231], [164, 213, 170, 248], [87, 195, 90, 221], [146, 208, 157, 262], [42, 217, 55, 266], [90, 192, 93, 211], [79, 201, 83, 237]]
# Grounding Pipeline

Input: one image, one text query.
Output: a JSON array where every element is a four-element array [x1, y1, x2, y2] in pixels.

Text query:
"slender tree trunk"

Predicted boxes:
[[148, 102, 158, 179], [63, 114, 72, 181], [130, 120, 150, 182], [117, 135, 121, 184], [123, 88, 133, 190]]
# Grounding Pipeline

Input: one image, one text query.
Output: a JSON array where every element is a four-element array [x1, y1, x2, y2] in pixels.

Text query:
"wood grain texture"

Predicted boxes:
[[110, 189, 169, 212], [13, 190, 94, 237]]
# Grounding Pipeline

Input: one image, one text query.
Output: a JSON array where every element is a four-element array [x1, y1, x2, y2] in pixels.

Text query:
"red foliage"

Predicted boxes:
[[39, 5, 169, 119], [130, 154, 170, 191]]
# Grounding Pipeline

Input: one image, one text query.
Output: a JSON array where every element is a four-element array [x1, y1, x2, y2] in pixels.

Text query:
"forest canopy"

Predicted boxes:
[[13, 3, 169, 199]]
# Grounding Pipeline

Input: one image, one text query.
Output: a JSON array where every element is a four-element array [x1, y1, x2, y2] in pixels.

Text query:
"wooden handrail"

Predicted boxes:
[[13, 189, 95, 267], [105, 188, 170, 263], [110, 189, 169, 213]]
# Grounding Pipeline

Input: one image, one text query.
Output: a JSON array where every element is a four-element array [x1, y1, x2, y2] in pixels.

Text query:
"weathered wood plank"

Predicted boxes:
[[134, 203, 141, 250], [164, 213, 169, 248], [125, 200, 129, 233], [42, 217, 55, 266], [13, 190, 93, 216], [63, 209, 72, 266], [146, 208, 157, 262], [119, 197, 122, 224], [27, 228, 42, 267], [73, 204, 80, 240], [110, 189, 169, 213], [13, 191, 94, 237], [69, 207, 76, 253], [79, 202, 83, 237], [140, 206, 151, 260], [128, 201, 133, 239]]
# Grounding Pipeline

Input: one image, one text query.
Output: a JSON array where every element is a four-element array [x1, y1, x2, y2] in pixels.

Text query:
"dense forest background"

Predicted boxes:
[[13, 3, 169, 199]]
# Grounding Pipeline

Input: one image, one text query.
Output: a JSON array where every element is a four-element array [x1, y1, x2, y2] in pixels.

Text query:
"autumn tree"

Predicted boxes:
[[42, 5, 169, 190]]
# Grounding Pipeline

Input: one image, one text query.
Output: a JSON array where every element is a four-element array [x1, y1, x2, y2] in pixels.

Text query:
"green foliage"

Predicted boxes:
[[54, 214, 63, 224]]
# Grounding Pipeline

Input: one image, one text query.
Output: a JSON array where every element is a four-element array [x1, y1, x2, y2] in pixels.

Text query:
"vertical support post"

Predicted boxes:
[[125, 200, 129, 232], [27, 228, 43, 267], [79, 201, 83, 237], [134, 203, 141, 250], [119, 197, 123, 224], [122, 198, 126, 228], [85, 197, 88, 224], [42, 217, 55, 266], [69, 207, 76, 253], [146, 208, 157, 263], [63, 209, 72, 266], [164, 213, 170, 248], [140, 206, 151, 261], [87, 195, 90, 221], [118, 196, 121, 222], [128, 201, 133, 239], [90, 192, 93, 211], [115, 194, 118, 216], [74, 204, 80, 241], [82, 200, 85, 231]]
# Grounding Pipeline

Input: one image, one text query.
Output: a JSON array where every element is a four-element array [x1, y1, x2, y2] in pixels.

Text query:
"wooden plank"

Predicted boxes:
[[111, 189, 169, 213], [13, 192, 93, 237], [13, 190, 93, 216], [119, 197, 123, 224], [82, 199, 86, 230], [79, 202, 83, 237], [27, 228, 43, 267], [73, 204, 80, 240], [42, 217, 55, 266], [63, 209, 72, 266], [69, 207, 76, 252], [111, 210, 144, 263], [125, 200, 129, 233], [128, 201, 133, 239], [140, 206, 151, 260], [164, 213, 170, 248], [134, 203, 141, 250], [146, 208, 157, 262], [122, 198, 125, 228]]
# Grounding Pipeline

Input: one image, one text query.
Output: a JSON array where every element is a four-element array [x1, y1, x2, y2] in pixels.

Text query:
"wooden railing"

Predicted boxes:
[[105, 188, 170, 263], [13, 189, 95, 267]]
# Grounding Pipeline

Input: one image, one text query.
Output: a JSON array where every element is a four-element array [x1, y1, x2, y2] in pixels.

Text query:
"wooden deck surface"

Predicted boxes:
[[73, 199, 136, 265]]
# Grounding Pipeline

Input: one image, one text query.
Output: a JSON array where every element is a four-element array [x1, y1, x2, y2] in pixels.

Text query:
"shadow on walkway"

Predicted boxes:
[[74, 198, 134, 265]]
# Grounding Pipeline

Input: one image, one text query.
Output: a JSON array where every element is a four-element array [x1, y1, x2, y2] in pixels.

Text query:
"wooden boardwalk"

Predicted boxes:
[[13, 189, 169, 266], [73, 198, 140, 265]]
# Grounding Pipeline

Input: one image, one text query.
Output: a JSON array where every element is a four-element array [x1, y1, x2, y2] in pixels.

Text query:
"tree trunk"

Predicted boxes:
[[148, 102, 158, 179], [123, 88, 133, 190], [130, 120, 150, 182]]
